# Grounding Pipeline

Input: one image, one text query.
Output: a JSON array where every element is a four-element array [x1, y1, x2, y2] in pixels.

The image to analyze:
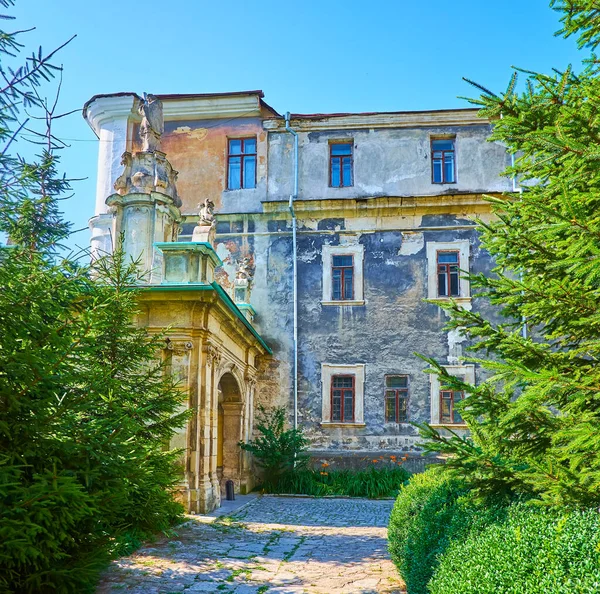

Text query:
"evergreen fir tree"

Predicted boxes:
[[0, 3, 188, 591], [418, 0, 600, 507]]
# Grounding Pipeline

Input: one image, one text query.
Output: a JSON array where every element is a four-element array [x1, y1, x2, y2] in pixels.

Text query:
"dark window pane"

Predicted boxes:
[[332, 389, 342, 421], [438, 272, 448, 296], [243, 138, 256, 154], [332, 255, 353, 267], [331, 158, 341, 187], [343, 268, 354, 300], [433, 158, 443, 183], [229, 139, 242, 155], [332, 269, 342, 300], [344, 391, 354, 421], [385, 391, 396, 422], [450, 270, 460, 296], [342, 157, 352, 186], [440, 391, 452, 423], [228, 157, 241, 189], [398, 397, 408, 422], [331, 143, 352, 156], [444, 153, 455, 183], [432, 139, 454, 151], [244, 156, 256, 189], [453, 392, 464, 423], [333, 376, 353, 388], [386, 376, 408, 388], [438, 252, 459, 264]]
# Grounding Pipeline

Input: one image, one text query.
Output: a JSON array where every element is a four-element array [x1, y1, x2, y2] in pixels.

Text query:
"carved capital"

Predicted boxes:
[[204, 344, 222, 367], [165, 337, 193, 356]]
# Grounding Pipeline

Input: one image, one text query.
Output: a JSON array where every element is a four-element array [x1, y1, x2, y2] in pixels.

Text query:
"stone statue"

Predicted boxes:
[[199, 198, 215, 225], [236, 257, 254, 281], [138, 93, 164, 152]]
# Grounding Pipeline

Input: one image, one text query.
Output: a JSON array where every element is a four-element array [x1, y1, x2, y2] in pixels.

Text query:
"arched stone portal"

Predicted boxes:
[[216, 372, 244, 496]]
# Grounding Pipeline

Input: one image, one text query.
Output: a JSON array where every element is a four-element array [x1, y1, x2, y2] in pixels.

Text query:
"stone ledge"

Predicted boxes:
[[320, 422, 366, 429], [321, 300, 366, 307]]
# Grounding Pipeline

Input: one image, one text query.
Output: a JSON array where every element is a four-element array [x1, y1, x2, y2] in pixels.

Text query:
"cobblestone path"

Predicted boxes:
[[97, 496, 406, 594]]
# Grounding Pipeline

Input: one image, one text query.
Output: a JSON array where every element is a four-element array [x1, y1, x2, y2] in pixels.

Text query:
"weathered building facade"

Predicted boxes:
[[84, 90, 510, 510]]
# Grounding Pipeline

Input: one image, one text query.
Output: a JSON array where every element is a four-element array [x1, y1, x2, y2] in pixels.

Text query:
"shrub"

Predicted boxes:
[[387, 467, 506, 594], [429, 505, 600, 594], [239, 406, 309, 486]]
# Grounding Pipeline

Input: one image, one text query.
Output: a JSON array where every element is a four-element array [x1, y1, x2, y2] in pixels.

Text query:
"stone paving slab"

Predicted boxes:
[[96, 496, 406, 594]]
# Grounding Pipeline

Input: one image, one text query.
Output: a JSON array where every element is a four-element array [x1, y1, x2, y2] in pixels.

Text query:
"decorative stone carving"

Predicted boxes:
[[234, 256, 254, 304], [192, 199, 216, 245], [204, 344, 222, 368], [165, 337, 193, 356], [113, 150, 181, 207], [138, 93, 164, 152]]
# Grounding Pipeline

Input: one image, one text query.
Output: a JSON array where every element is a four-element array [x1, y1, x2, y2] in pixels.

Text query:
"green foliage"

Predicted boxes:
[[0, 7, 188, 592], [239, 406, 309, 483], [418, 0, 600, 507], [429, 505, 600, 594], [265, 463, 410, 499], [388, 467, 477, 594]]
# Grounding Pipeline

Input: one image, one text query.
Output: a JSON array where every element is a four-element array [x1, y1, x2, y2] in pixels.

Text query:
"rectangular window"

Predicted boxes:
[[331, 375, 355, 422], [437, 251, 460, 297], [331, 255, 354, 301], [329, 142, 353, 187], [440, 390, 464, 424], [228, 137, 257, 190], [385, 375, 409, 423], [432, 138, 456, 184]]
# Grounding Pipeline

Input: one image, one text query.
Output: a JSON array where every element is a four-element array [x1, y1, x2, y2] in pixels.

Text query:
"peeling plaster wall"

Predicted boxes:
[[132, 116, 268, 215], [267, 124, 512, 201], [213, 213, 496, 454]]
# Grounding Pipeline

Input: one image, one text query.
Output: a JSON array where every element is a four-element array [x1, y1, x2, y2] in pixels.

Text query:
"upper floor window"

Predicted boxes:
[[385, 375, 409, 423], [228, 138, 256, 190], [321, 244, 365, 306], [440, 389, 463, 424], [331, 375, 355, 422], [431, 138, 456, 184], [437, 251, 460, 297], [332, 255, 354, 301], [329, 142, 353, 187]]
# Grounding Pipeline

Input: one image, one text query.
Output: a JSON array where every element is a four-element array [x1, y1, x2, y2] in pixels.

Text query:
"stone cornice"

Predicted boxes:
[[83, 92, 263, 133], [83, 94, 137, 137], [263, 109, 486, 132]]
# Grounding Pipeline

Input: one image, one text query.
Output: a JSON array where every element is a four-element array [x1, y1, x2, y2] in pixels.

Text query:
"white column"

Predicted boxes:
[[84, 95, 137, 215]]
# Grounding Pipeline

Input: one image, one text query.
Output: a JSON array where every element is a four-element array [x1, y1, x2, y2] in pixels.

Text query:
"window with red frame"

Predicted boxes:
[[329, 142, 353, 187], [437, 251, 460, 297], [440, 389, 464, 424], [431, 138, 456, 183], [331, 255, 354, 300], [385, 375, 409, 423], [331, 375, 355, 422], [228, 138, 256, 189]]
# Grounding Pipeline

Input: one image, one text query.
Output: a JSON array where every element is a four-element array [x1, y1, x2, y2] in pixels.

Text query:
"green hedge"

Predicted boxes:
[[429, 505, 600, 594]]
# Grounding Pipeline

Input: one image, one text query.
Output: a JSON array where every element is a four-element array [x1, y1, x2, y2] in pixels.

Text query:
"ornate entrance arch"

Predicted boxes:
[[216, 371, 244, 495]]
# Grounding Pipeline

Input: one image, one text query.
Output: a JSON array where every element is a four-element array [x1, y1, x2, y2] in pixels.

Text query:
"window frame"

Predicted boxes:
[[426, 240, 470, 301], [331, 254, 355, 301], [321, 363, 366, 426], [431, 137, 457, 184], [439, 389, 464, 424], [329, 141, 354, 188], [429, 365, 474, 427], [330, 374, 355, 422], [436, 250, 460, 298], [321, 244, 365, 306], [385, 375, 409, 423], [227, 137, 257, 190]]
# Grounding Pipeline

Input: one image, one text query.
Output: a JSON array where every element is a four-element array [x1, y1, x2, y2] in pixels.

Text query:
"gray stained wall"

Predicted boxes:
[[267, 123, 511, 201], [207, 119, 508, 455]]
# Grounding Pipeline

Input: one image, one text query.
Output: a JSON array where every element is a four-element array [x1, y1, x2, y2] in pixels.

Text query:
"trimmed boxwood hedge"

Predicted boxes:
[[428, 504, 600, 594], [388, 468, 600, 594]]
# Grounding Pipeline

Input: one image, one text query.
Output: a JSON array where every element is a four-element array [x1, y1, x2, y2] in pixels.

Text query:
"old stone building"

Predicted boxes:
[[84, 90, 510, 511]]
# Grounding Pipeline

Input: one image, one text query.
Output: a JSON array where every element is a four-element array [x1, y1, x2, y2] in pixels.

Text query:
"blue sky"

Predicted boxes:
[[8, 0, 584, 251]]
